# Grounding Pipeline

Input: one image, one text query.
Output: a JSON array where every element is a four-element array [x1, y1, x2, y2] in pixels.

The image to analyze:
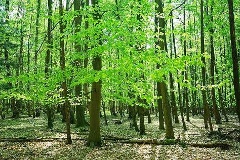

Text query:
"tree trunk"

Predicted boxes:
[[4, 0, 12, 115], [88, 57, 102, 146], [87, 0, 102, 146], [157, 82, 165, 130], [47, 105, 54, 129], [160, 82, 174, 139], [132, 106, 139, 132], [209, 2, 221, 124], [102, 101, 108, 125], [12, 99, 20, 119], [200, 0, 213, 131], [183, 6, 190, 122], [155, 0, 174, 139], [139, 106, 145, 135], [45, 0, 54, 129], [171, 12, 182, 126], [74, 0, 87, 127], [59, 0, 72, 144], [227, 0, 240, 122], [34, 0, 41, 74], [147, 109, 152, 123]]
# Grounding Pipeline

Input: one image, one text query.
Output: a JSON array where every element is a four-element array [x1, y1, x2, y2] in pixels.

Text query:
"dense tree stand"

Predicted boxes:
[[1, 0, 240, 158]]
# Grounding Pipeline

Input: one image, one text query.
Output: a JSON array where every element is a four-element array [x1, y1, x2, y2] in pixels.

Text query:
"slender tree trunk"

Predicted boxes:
[[227, 0, 240, 122], [59, 0, 72, 144], [102, 101, 108, 125], [19, 20, 24, 77], [139, 106, 145, 135], [209, 2, 221, 124], [183, 6, 189, 122], [4, 0, 12, 114], [132, 106, 139, 132], [155, 1, 164, 131], [83, 0, 90, 117], [45, 0, 54, 129], [34, 0, 41, 74], [216, 46, 228, 122], [136, 0, 145, 135], [26, 11, 32, 117], [147, 109, 152, 123], [169, 15, 179, 123], [171, 14, 185, 128], [160, 82, 174, 138], [200, 0, 213, 131]]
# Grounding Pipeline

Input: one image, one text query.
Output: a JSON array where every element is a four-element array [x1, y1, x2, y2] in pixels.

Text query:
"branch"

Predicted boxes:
[[35, 22, 60, 56], [168, 0, 187, 16], [0, 137, 232, 150]]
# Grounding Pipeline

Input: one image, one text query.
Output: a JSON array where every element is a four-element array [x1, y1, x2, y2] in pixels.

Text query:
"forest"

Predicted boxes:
[[0, 0, 240, 159]]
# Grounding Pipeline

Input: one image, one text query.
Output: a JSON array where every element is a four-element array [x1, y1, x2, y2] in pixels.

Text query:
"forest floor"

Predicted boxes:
[[0, 113, 239, 160]]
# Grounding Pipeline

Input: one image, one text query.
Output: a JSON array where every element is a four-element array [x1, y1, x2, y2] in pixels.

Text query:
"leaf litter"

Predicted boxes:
[[0, 114, 239, 159]]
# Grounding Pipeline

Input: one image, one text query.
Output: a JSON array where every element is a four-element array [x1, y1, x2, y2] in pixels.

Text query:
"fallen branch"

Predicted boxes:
[[120, 139, 177, 145], [0, 137, 232, 150], [190, 143, 231, 150], [103, 135, 130, 141], [0, 137, 85, 142]]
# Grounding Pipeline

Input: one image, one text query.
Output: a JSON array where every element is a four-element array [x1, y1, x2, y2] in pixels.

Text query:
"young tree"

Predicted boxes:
[[59, 0, 72, 144], [45, 0, 54, 129], [209, 1, 221, 124], [200, 0, 213, 131], [3, 0, 13, 118], [34, 0, 41, 74]]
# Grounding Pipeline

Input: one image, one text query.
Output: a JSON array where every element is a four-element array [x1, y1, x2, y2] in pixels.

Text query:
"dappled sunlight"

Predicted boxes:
[[0, 115, 239, 159]]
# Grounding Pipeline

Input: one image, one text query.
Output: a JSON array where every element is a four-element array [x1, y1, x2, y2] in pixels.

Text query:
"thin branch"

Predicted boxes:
[[168, 0, 187, 16]]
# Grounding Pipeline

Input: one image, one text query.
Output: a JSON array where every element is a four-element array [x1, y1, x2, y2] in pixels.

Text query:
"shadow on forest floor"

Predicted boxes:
[[0, 114, 239, 159]]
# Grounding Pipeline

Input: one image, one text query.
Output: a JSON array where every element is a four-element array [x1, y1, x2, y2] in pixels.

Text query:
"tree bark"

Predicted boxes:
[[87, 0, 102, 146], [34, 0, 41, 74], [155, 0, 174, 139], [200, 0, 213, 131], [139, 106, 145, 135], [45, 0, 54, 129], [59, 0, 72, 144], [183, 6, 190, 122], [74, 0, 88, 127], [157, 82, 165, 130], [227, 0, 240, 122], [209, 2, 221, 124]]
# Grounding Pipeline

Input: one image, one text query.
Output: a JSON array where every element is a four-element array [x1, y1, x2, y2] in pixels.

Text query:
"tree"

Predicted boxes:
[[200, 0, 213, 131], [227, 0, 240, 122], [74, 0, 88, 128], [155, 0, 164, 131], [88, 0, 102, 146], [59, 0, 72, 144], [45, 0, 54, 129], [34, 0, 41, 74], [3, 0, 13, 118], [155, 0, 174, 139], [209, 0, 221, 124]]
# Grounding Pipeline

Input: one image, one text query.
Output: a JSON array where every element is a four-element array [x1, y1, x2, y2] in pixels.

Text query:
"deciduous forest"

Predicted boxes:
[[0, 0, 239, 159]]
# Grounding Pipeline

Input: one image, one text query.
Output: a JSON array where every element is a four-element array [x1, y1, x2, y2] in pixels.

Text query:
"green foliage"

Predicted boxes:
[[0, 0, 236, 114]]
